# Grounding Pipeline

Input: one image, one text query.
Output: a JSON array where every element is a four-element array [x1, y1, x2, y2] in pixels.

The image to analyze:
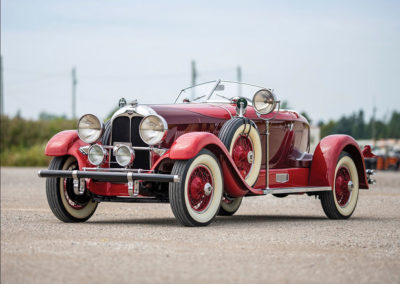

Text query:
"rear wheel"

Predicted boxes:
[[320, 152, 359, 219], [169, 149, 223, 226], [46, 156, 98, 222], [218, 196, 242, 216]]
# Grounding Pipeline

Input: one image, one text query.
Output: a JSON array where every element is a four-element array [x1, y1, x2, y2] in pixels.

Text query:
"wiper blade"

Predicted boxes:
[[192, 95, 206, 102], [214, 93, 231, 101]]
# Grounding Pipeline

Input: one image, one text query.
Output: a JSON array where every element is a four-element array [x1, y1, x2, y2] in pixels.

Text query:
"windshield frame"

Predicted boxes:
[[174, 80, 268, 104]]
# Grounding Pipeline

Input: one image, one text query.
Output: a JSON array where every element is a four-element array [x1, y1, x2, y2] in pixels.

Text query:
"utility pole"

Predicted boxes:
[[0, 55, 4, 116], [237, 65, 242, 97], [191, 60, 197, 100], [72, 67, 77, 119]]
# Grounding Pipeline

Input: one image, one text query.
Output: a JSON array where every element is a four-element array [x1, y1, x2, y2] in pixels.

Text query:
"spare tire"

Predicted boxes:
[[218, 118, 262, 186]]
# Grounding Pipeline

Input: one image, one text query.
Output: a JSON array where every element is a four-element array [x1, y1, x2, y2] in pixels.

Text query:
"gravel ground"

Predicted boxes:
[[1, 167, 400, 284]]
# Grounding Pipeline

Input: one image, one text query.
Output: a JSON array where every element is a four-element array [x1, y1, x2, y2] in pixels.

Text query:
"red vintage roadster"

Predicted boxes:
[[39, 80, 376, 226]]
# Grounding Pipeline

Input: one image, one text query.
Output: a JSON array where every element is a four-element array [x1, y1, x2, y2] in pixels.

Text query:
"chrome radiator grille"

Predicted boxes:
[[110, 116, 150, 169]]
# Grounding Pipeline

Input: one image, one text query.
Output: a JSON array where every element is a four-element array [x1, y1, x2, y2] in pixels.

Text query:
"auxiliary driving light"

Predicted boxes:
[[88, 144, 107, 166], [114, 145, 135, 167]]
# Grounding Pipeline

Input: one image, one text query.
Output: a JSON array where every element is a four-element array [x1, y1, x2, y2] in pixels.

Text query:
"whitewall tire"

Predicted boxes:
[[320, 152, 359, 219], [46, 156, 98, 222], [218, 118, 262, 186], [169, 149, 223, 226]]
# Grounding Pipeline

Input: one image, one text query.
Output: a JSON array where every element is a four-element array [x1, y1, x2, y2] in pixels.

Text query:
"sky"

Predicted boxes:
[[1, 0, 400, 123]]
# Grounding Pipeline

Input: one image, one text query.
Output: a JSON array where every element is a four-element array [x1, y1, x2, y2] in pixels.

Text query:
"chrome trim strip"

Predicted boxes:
[[264, 186, 331, 195]]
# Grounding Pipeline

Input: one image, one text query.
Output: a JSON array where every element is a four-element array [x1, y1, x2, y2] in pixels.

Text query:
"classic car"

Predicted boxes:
[[38, 80, 376, 226]]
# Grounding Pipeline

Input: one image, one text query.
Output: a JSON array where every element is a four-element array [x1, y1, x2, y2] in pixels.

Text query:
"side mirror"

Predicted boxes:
[[252, 89, 277, 115]]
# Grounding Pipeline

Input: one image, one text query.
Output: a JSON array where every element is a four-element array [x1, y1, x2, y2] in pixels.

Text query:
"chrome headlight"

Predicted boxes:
[[252, 89, 277, 115], [139, 115, 168, 146], [114, 145, 135, 167], [88, 144, 107, 166], [77, 114, 103, 144]]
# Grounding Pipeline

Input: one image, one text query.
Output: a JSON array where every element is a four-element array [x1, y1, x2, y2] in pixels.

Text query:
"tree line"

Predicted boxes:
[[317, 110, 400, 139], [1, 109, 399, 166]]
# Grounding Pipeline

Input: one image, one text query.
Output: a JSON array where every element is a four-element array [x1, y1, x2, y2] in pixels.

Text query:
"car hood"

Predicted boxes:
[[150, 104, 234, 124], [149, 103, 305, 125]]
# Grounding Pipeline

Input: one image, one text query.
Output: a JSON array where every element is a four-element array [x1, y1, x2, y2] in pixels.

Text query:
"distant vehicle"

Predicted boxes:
[[364, 146, 400, 171], [38, 80, 376, 226]]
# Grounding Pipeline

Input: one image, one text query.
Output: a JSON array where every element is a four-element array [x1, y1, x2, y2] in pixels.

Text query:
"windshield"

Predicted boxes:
[[174, 80, 266, 104]]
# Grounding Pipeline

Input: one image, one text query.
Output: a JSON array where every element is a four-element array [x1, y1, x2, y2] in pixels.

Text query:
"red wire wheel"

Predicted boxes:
[[169, 149, 223, 226], [187, 165, 214, 212], [320, 152, 360, 219], [334, 166, 351, 207], [232, 134, 254, 179]]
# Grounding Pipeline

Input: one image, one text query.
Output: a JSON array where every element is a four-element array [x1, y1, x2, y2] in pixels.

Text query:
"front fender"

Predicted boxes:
[[168, 132, 259, 197], [309, 135, 368, 189], [45, 130, 89, 169]]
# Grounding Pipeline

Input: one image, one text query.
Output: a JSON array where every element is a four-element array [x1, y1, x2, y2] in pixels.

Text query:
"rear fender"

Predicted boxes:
[[168, 132, 256, 197], [309, 135, 368, 189], [45, 130, 89, 169]]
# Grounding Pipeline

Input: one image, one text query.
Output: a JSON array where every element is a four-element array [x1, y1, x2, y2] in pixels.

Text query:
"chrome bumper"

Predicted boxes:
[[38, 169, 180, 183], [38, 169, 180, 197], [366, 169, 376, 185]]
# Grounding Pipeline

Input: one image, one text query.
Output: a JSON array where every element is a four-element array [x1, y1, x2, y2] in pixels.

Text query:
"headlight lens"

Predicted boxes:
[[88, 144, 107, 166], [139, 115, 168, 146], [114, 145, 135, 167], [77, 114, 103, 144], [252, 89, 277, 115]]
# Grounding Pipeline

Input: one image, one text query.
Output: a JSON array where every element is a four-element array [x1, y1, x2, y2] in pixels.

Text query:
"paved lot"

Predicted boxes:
[[1, 167, 400, 284]]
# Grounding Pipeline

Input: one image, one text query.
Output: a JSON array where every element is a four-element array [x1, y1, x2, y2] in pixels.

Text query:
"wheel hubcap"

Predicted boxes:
[[232, 135, 254, 178], [335, 166, 352, 207], [187, 165, 213, 212]]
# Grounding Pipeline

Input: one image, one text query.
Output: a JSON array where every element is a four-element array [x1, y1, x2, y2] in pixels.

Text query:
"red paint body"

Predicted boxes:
[[309, 135, 368, 189], [45, 103, 369, 197], [45, 130, 90, 169]]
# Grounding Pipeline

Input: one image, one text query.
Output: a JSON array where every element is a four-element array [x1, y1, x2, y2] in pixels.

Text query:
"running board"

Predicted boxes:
[[263, 186, 331, 195]]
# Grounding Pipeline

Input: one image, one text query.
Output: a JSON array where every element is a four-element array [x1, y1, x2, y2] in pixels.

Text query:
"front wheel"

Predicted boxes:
[[169, 149, 223, 227], [320, 152, 359, 219], [46, 156, 98, 222]]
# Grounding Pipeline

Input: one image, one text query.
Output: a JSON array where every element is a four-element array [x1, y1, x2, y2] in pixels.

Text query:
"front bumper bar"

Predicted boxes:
[[38, 170, 180, 183]]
